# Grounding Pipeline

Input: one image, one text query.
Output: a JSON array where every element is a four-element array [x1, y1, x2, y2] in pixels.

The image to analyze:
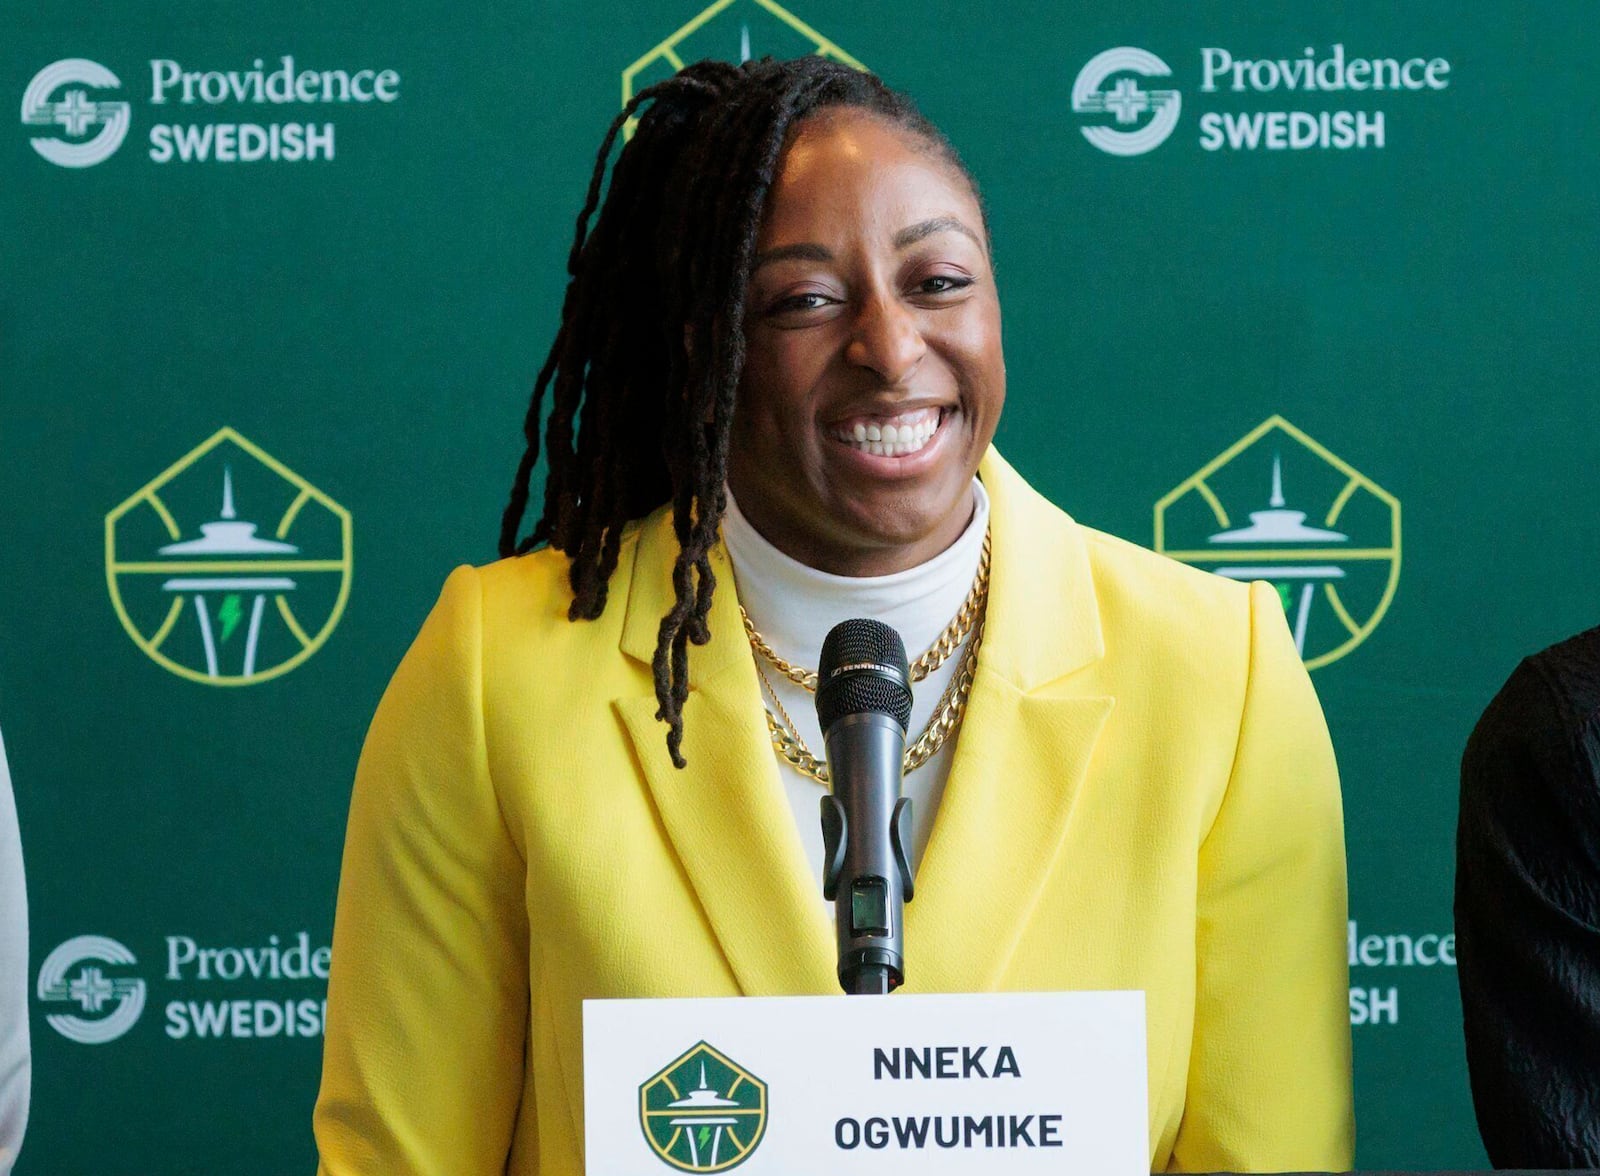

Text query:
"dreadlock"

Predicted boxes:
[[499, 56, 982, 767]]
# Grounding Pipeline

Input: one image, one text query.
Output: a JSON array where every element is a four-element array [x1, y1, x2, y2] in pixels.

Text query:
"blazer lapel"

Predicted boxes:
[[904, 451, 1116, 993], [615, 516, 837, 996], [904, 680, 1114, 992]]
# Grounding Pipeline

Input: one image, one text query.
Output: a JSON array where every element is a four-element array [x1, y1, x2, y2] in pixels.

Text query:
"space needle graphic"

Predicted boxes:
[[1156, 415, 1401, 672], [666, 1062, 744, 1169], [158, 465, 298, 678], [1208, 455, 1349, 654]]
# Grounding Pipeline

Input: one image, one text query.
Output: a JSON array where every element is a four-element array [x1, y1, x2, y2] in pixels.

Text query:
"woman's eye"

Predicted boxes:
[[916, 275, 973, 295], [769, 292, 833, 315]]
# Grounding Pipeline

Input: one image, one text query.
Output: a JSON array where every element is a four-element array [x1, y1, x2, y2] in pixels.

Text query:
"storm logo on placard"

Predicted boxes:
[[623, 0, 863, 121], [1155, 416, 1400, 669], [105, 428, 352, 685], [640, 1042, 768, 1172]]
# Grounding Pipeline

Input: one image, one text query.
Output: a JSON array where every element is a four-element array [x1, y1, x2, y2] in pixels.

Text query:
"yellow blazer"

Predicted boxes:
[[314, 450, 1353, 1174]]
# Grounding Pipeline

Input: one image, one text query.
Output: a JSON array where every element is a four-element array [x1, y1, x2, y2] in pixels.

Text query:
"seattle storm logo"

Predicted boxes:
[[640, 1043, 768, 1172], [1071, 47, 1182, 157], [1156, 416, 1400, 669], [21, 58, 131, 168], [623, 0, 864, 116], [105, 428, 352, 685]]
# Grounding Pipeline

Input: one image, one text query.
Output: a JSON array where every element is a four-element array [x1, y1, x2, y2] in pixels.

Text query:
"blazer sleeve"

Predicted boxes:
[[1168, 580, 1355, 1173], [1456, 654, 1600, 1168], [314, 566, 531, 1174]]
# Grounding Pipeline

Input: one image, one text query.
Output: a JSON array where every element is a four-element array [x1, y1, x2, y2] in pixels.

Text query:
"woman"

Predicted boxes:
[[314, 57, 1353, 1174]]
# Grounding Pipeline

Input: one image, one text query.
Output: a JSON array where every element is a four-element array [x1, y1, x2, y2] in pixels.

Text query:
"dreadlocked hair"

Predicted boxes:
[[499, 56, 982, 768]]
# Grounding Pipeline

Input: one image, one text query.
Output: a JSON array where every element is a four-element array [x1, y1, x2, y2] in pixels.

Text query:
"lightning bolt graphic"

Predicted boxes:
[[698, 1126, 712, 1149], [218, 594, 244, 643]]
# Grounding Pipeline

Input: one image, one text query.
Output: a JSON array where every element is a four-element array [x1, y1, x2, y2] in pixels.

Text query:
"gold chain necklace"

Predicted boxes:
[[739, 529, 991, 691], [744, 530, 990, 786]]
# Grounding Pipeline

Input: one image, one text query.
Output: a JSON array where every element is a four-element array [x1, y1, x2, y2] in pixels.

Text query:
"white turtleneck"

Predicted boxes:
[[721, 480, 990, 897]]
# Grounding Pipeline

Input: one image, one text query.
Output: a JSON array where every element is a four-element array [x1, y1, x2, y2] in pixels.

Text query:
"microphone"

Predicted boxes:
[[816, 619, 916, 995]]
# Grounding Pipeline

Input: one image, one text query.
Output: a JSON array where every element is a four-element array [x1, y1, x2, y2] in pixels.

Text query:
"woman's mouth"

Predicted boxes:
[[827, 406, 946, 457]]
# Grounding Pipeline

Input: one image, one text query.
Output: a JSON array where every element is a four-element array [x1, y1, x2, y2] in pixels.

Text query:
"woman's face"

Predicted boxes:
[[726, 107, 1004, 576]]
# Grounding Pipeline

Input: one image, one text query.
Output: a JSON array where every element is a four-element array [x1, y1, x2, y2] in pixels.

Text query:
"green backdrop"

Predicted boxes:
[[6, 1, 1595, 1170]]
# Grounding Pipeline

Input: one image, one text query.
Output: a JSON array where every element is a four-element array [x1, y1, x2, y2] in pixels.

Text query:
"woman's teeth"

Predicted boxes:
[[832, 408, 943, 457]]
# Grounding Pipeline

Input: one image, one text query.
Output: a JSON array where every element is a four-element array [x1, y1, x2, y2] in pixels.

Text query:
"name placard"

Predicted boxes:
[[583, 991, 1147, 1174]]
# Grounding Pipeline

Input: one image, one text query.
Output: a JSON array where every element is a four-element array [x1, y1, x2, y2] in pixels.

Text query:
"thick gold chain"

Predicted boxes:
[[740, 528, 991, 692], [752, 592, 988, 788]]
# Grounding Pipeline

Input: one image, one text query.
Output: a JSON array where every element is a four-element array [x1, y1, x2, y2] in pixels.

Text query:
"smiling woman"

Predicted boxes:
[[314, 57, 1355, 1176], [731, 109, 1003, 575]]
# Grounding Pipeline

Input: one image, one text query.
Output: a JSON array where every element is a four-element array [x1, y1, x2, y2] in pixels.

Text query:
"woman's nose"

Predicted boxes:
[[845, 294, 927, 385]]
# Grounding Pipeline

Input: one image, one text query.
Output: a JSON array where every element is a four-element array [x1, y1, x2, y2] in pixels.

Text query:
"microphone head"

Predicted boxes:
[[816, 619, 913, 735]]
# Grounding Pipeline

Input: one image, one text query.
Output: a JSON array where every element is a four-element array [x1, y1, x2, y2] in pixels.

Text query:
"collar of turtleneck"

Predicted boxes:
[[720, 479, 991, 684]]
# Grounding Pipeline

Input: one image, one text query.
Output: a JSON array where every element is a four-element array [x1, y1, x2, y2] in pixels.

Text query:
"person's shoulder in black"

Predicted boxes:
[[1458, 624, 1600, 1168]]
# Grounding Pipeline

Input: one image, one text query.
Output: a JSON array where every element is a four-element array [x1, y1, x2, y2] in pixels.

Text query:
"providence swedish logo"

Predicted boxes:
[[21, 58, 131, 168], [1155, 416, 1400, 669], [105, 428, 352, 685], [640, 1042, 768, 1172], [1072, 46, 1182, 157], [36, 935, 146, 1045]]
